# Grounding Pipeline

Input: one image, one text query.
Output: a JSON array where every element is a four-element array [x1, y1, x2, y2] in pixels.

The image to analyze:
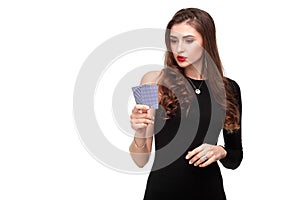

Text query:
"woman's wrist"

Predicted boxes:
[[134, 128, 146, 136], [218, 145, 227, 159]]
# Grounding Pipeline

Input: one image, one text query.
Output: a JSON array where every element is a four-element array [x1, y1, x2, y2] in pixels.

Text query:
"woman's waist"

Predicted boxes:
[[151, 156, 221, 180]]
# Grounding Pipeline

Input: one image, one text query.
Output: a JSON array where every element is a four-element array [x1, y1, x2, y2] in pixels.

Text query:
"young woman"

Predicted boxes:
[[129, 8, 242, 200]]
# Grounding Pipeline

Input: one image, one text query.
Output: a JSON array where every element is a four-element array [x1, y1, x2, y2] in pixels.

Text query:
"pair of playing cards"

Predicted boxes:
[[131, 84, 159, 109]]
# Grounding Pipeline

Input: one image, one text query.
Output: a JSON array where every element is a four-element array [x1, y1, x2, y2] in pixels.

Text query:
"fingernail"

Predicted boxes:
[[189, 161, 192, 164], [185, 155, 189, 159]]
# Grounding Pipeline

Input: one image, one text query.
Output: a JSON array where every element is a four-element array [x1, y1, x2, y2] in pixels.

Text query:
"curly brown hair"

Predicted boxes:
[[159, 8, 240, 133]]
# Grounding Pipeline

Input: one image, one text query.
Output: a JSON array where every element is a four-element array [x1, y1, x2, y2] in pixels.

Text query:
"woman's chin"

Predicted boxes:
[[176, 61, 190, 68]]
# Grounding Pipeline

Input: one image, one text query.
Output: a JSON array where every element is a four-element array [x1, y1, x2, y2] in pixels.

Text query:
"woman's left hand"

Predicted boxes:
[[185, 144, 227, 167]]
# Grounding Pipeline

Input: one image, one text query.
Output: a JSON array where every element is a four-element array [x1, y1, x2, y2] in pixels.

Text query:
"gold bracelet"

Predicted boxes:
[[134, 138, 146, 149]]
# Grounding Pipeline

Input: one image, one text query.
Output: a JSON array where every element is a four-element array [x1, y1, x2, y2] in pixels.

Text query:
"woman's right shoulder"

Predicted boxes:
[[140, 70, 163, 85]]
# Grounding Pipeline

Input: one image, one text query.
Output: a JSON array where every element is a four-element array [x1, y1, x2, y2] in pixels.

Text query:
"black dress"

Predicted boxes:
[[143, 78, 243, 200]]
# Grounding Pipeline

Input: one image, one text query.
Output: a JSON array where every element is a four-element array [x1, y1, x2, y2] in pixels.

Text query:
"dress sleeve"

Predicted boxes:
[[219, 79, 243, 169]]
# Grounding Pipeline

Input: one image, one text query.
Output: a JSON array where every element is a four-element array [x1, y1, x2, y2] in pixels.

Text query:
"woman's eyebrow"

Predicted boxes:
[[170, 35, 195, 38], [183, 35, 195, 38]]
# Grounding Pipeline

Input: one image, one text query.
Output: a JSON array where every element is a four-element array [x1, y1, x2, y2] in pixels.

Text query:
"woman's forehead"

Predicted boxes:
[[170, 22, 201, 38]]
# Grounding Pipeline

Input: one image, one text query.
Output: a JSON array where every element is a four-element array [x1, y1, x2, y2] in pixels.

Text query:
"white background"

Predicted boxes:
[[1, 0, 300, 199]]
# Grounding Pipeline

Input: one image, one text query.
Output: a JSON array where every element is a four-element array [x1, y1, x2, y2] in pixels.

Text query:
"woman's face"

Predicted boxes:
[[170, 21, 204, 69]]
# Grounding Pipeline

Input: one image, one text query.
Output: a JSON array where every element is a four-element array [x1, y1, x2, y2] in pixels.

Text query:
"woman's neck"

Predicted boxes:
[[184, 64, 205, 80]]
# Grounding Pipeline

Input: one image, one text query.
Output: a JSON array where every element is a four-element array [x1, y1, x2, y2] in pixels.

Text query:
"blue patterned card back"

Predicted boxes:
[[132, 84, 158, 109]]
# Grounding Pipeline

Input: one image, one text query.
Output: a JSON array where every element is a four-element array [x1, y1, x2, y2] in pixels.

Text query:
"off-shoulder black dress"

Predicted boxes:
[[143, 78, 243, 200]]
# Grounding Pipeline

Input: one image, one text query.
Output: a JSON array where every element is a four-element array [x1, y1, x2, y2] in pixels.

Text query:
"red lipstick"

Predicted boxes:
[[177, 56, 186, 62]]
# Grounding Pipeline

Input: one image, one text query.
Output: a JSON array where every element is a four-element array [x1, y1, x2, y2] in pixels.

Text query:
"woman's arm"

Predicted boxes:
[[129, 71, 161, 168], [220, 79, 243, 169], [129, 107, 155, 168]]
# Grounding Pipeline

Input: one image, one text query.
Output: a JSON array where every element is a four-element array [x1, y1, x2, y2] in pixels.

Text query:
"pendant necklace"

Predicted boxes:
[[187, 78, 204, 94]]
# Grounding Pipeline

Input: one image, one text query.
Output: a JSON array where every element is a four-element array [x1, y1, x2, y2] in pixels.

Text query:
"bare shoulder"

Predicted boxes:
[[140, 70, 162, 85]]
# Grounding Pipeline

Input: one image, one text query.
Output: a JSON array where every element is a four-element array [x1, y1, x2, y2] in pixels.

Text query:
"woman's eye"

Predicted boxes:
[[185, 39, 194, 43], [170, 39, 178, 44]]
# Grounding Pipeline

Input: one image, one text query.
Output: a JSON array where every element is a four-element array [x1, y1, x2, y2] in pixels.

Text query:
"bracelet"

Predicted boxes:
[[134, 138, 146, 149]]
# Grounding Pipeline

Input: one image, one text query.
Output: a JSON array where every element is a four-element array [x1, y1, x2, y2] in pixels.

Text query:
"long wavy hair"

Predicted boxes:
[[158, 8, 240, 133]]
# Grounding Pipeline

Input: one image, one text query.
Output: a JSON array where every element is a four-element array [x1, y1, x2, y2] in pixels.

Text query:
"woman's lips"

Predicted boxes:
[[177, 56, 187, 62]]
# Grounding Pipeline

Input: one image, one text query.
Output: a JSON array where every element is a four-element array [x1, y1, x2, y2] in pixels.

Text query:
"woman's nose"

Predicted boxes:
[[176, 41, 184, 53]]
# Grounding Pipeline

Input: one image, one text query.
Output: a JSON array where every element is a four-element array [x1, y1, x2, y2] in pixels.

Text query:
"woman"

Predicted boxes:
[[129, 8, 242, 200]]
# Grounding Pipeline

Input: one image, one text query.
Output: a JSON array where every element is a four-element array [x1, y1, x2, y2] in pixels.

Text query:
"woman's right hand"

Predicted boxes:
[[130, 104, 154, 134]]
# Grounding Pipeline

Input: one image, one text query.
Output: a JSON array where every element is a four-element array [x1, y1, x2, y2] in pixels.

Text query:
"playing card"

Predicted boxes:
[[132, 84, 158, 109], [132, 85, 142, 104]]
